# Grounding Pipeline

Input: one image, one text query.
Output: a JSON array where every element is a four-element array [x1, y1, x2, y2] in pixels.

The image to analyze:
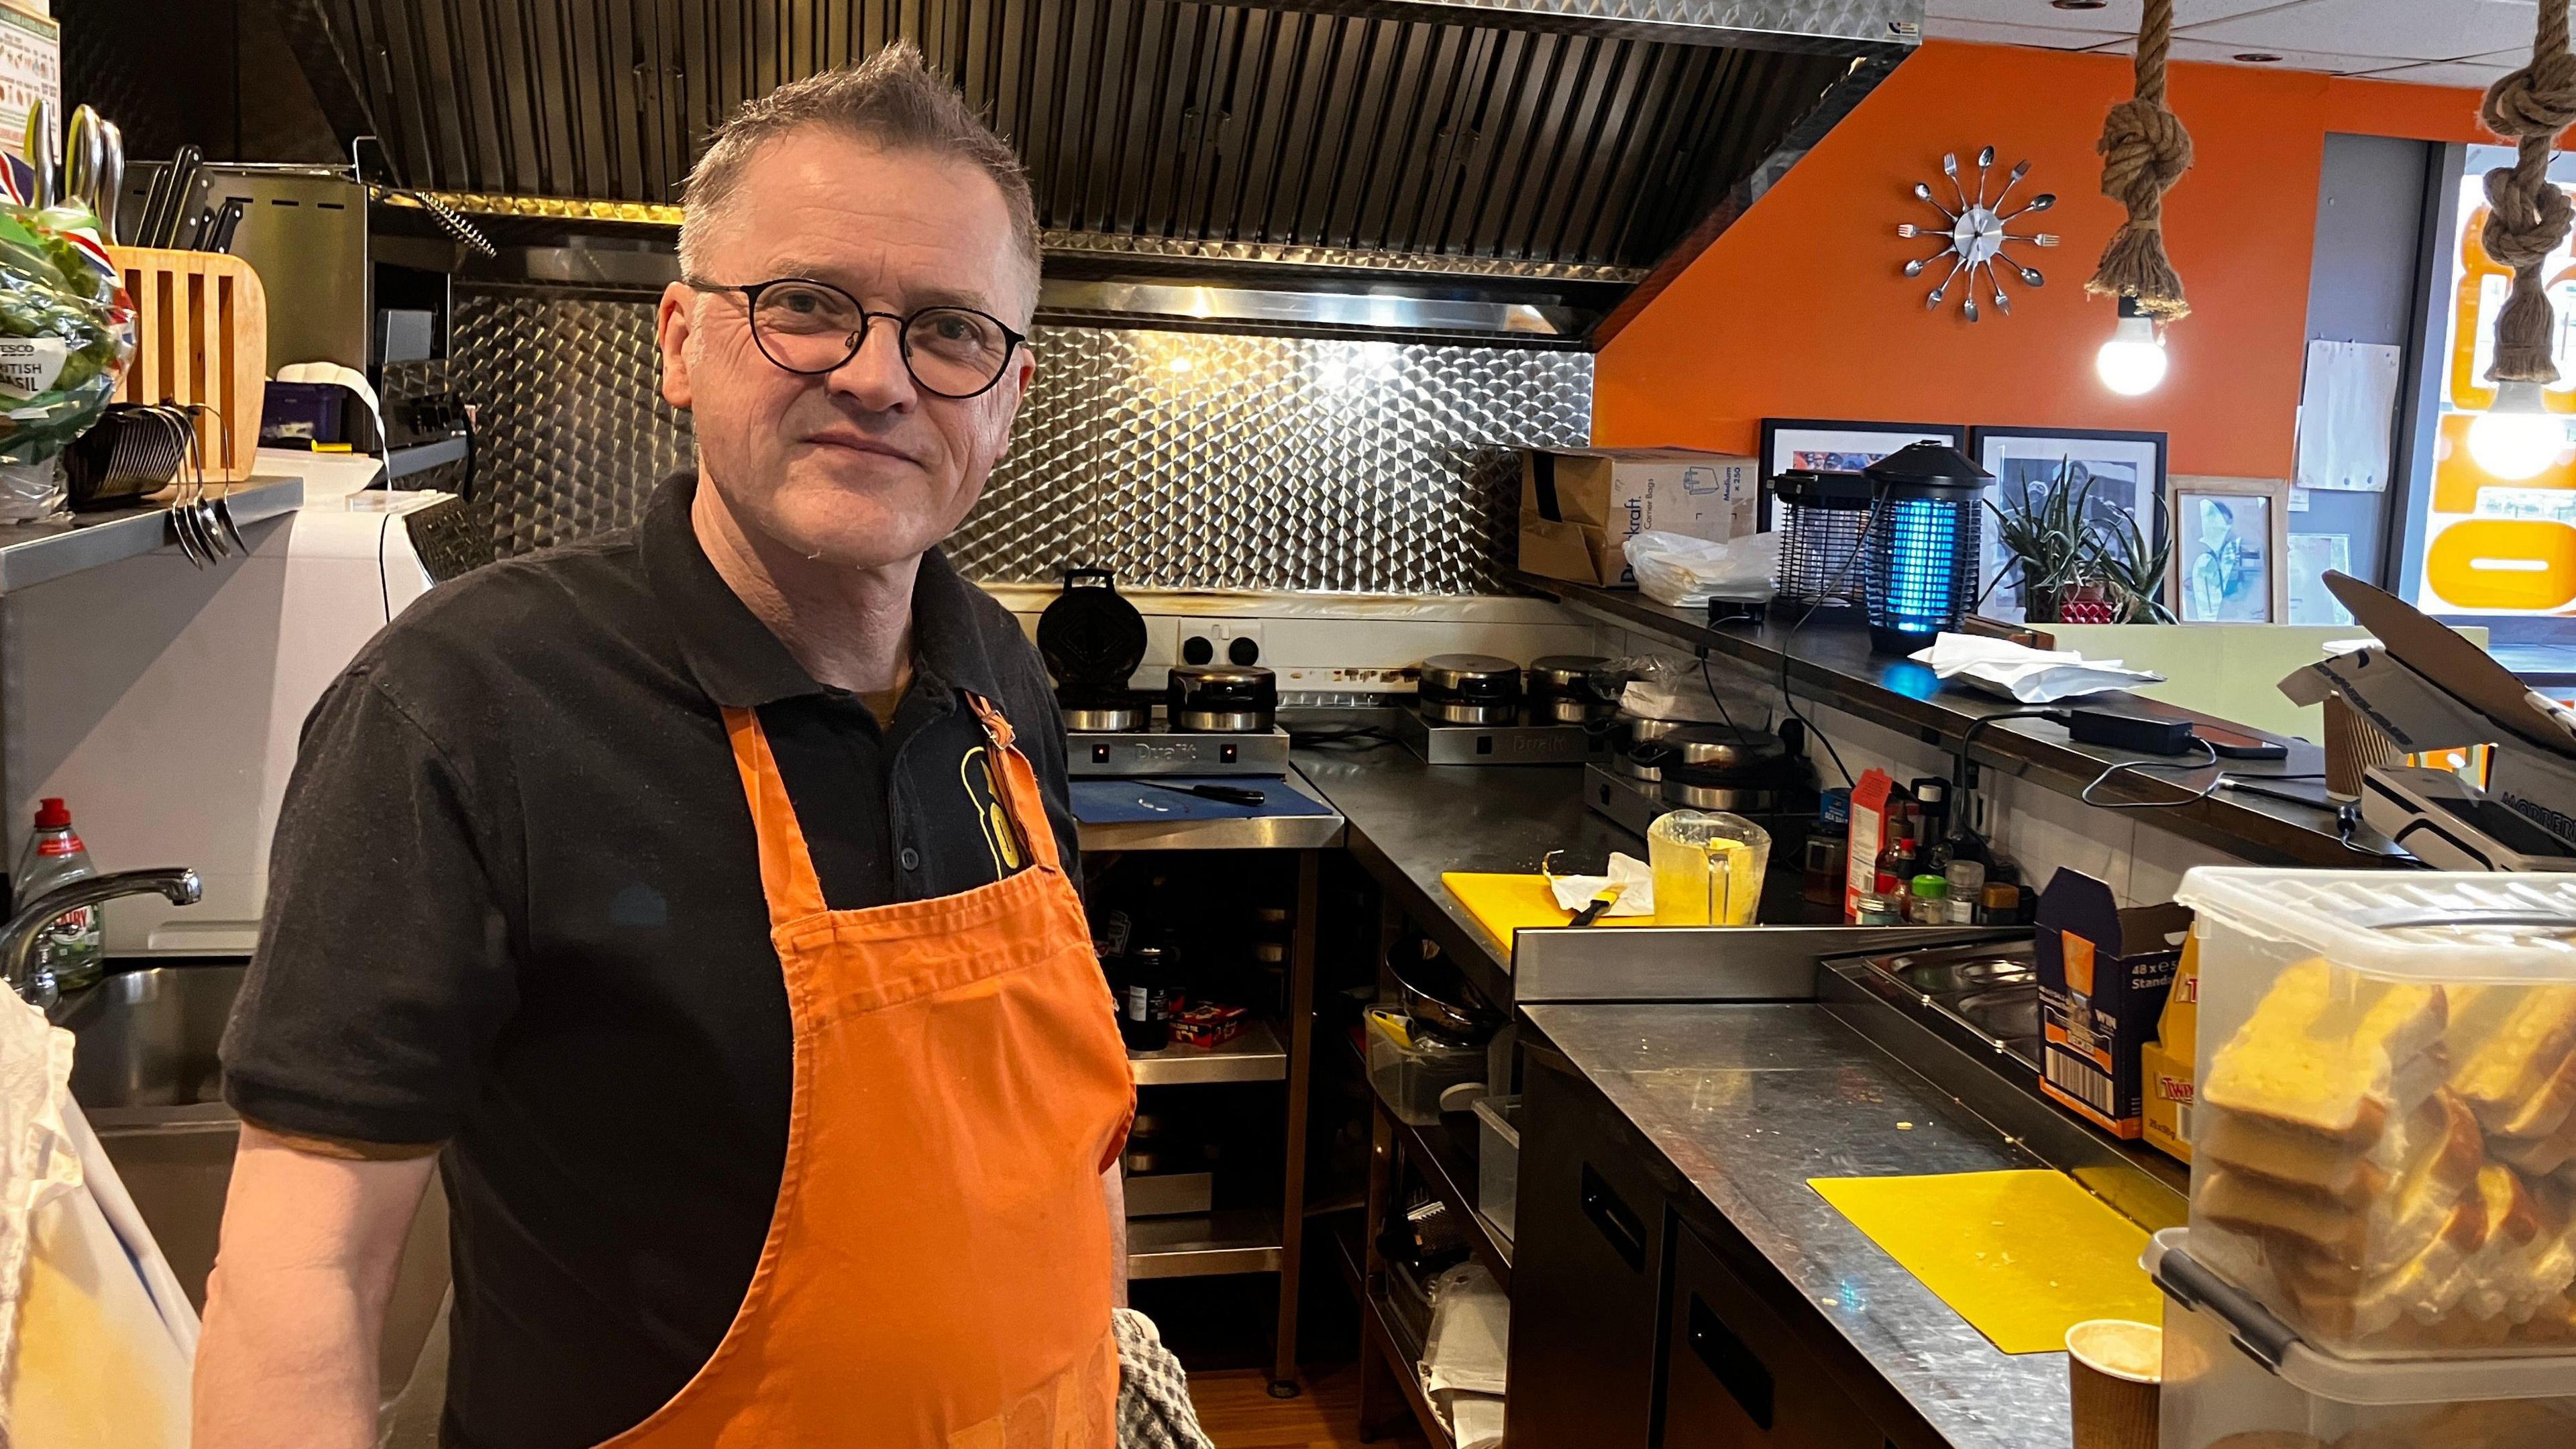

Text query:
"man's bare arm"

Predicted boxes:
[[193, 1125, 437, 1449], [1105, 1165, 1128, 1308]]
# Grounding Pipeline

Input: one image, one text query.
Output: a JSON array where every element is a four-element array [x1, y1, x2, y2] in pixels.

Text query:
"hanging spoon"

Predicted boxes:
[[2004, 193, 2057, 221], [1913, 181, 1957, 220], [1974, 145, 1996, 208]]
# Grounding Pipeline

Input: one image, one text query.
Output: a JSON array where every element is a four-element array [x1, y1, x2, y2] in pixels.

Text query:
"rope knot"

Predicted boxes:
[[2483, 162, 2574, 272], [2096, 98, 2193, 213], [2485, 50, 2576, 140], [2084, 0, 2192, 319], [2479, 0, 2576, 385]]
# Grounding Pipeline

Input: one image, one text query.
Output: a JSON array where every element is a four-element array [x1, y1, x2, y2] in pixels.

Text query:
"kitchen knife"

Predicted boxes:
[[1136, 779, 1267, 808], [94, 119, 123, 245], [203, 195, 244, 254], [154, 145, 201, 247], [133, 156, 172, 248], [22, 97, 55, 207], [62, 106, 98, 221], [1567, 881, 1626, 927]]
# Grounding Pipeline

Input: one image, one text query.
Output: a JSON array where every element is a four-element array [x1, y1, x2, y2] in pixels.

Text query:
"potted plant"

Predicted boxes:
[[1987, 458, 2171, 624]]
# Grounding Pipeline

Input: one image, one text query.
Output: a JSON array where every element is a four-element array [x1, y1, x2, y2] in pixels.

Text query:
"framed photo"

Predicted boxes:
[[1969, 426, 2169, 621], [1760, 418, 1967, 480], [2169, 476, 2291, 623]]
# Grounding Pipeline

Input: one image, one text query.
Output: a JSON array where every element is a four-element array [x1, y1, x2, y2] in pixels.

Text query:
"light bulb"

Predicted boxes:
[[2469, 380, 2566, 481], [2096, 300, 2168, 396]]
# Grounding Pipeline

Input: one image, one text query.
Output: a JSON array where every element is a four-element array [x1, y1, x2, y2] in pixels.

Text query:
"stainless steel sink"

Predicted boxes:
[[54, 962, 451, 1413], [53, 962, 242, 1108]]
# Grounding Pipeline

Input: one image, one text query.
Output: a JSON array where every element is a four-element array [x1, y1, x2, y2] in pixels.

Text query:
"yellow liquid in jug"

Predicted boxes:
[[1651, 835, 1758, 926]]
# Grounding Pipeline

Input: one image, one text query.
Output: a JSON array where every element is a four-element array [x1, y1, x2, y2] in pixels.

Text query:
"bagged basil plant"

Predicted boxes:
[[0, 203, 133, 522]]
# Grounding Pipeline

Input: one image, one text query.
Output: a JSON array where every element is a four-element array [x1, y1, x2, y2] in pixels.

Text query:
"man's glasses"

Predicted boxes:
[[682, 277, 1026, 400]]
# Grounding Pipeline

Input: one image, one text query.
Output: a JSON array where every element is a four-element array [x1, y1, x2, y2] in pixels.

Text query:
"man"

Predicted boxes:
[[195, 44, 1134, 1449]]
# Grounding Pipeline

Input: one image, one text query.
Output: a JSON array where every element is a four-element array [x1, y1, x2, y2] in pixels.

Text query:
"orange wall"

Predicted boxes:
[[1593, 40, 2491, 479]]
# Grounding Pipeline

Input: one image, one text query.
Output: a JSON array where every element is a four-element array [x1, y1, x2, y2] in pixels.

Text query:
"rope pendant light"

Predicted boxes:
[[2467, 0, 2576, 480], [2084, 0, 2194, 321]]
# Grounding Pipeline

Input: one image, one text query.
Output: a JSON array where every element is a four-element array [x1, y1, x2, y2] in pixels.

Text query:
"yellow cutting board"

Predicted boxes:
[[1809, 1169, 2159, 1355], [1441, 872, 1658, 949]]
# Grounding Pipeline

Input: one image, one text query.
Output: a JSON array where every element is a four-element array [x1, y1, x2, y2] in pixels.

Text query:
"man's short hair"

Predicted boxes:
[[678, 42, 1041, 312]]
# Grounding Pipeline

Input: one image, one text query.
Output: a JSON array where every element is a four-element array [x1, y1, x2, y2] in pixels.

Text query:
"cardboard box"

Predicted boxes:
[[1843, 769, 1897, 922], [2032, 868, 2191, 1139], [2140, 1038, 2194, 1164], [2139, 932, 2201, 1164], [1515, 446, 1758, 588], [0, 5, 54, 165]]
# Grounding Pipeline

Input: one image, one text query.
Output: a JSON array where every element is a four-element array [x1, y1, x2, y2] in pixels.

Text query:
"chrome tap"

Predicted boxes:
[[3, 868, 203, 1006]]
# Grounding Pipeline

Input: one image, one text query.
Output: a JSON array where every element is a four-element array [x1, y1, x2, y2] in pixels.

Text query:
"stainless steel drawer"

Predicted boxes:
[[1662, 1221, 1890, 1449], [1504, 1053, 1668, 1449]]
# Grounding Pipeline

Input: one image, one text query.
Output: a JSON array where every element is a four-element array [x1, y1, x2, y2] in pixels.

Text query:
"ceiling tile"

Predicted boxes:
[[2162, 36, 2392, 71], [2180, 0, 2538, 63], [1921, 15, 2127, 47], [2348, 56, 2518, 88], [1924, 1, 2290, 29]]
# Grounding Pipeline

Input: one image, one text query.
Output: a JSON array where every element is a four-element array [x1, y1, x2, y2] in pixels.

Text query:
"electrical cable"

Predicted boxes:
[[1697, 653, 1742, 740], [1768, 498, 1883, 790], [2080, 737, 2222, 809]]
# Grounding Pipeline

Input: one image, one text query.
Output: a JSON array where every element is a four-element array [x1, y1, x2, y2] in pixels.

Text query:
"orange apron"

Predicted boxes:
[[604, 694, 1134, 1448]]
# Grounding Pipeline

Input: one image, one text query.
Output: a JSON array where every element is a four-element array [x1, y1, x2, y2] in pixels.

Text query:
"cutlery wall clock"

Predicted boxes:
[[1900, 147, 2062, 323]]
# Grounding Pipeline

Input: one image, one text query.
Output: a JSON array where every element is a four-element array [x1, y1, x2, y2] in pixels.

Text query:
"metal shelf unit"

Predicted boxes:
[[1127, 1018, 1287, 1086], [1128, 1208, 1285, 1280]]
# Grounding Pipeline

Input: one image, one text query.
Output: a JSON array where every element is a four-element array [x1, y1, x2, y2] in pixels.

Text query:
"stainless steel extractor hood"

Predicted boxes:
[[278, 0, 1914, 342]]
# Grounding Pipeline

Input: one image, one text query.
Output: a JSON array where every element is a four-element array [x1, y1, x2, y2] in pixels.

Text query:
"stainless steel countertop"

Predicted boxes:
[[1293, 737, 1637, 1007], [1522, 1001, 2071, 1449], [0, 475, 307, 594]]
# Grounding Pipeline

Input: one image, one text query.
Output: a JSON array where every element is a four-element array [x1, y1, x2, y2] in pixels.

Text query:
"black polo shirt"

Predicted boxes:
[[219, 472, 1080, 1449]]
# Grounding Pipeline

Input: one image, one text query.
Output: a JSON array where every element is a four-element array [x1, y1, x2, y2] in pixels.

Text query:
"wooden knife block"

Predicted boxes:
[[111, 246, 268, 482]]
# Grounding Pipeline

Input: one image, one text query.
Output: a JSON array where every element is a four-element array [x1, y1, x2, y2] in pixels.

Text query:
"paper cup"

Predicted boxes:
[[2066, 1319, 2161, 1449]]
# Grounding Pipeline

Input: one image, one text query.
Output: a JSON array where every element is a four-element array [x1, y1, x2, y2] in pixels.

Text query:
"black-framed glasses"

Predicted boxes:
[[683, 276, 1027, 400]]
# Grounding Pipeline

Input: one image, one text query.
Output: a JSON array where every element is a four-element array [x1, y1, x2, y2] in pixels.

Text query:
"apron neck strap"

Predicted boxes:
[[965, 693, 1063, 875], [723, 706, 832, 923]]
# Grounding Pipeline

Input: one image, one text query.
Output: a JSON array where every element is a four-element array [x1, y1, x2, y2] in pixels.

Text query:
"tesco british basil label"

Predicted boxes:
[[0, 337, 68, 400]]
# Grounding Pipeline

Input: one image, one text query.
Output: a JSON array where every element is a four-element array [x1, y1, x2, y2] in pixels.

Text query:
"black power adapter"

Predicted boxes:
[[2061, 708, 2198, 757]]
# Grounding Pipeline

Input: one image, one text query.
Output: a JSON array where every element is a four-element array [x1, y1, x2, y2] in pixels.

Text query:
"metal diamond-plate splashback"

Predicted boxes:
[[446, 289, 1591, 594], [453, 294, 697, 557]]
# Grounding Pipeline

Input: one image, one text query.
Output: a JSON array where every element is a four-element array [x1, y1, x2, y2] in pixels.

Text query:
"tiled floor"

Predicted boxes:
[[1188, 1362, 1427, 1449]]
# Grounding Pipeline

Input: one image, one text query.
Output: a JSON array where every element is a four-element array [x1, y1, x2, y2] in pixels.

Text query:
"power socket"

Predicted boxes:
[[1180, 620, 1266, 667]]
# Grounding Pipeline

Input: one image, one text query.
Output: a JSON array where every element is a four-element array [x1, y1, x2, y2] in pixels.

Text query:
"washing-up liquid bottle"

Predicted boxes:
[[15, 798, 103, 992]]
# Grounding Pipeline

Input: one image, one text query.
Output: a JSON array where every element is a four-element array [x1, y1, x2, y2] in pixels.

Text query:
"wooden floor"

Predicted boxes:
[[1189, 1361, 1428, 1449]]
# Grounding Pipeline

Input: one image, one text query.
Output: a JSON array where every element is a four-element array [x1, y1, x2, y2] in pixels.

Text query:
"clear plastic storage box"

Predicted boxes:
[[2171, 869, 2576, 1360], [1366, 1010, 1485, 1126], [2149, 1228, 2576, 1449]]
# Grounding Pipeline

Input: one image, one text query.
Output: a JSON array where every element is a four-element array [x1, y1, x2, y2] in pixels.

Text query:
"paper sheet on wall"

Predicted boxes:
[[2287, 533, 2355, 625], [2294, 339, 2402, 492]]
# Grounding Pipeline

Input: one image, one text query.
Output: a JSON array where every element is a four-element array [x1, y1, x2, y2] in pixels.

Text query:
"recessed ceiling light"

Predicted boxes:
[[2050, 0, 2108, 8], [2234, 52, 2284, 62]]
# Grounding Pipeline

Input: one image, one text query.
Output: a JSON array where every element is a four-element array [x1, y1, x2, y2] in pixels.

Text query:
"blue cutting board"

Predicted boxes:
[[1070, 775, 1336, 824]]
